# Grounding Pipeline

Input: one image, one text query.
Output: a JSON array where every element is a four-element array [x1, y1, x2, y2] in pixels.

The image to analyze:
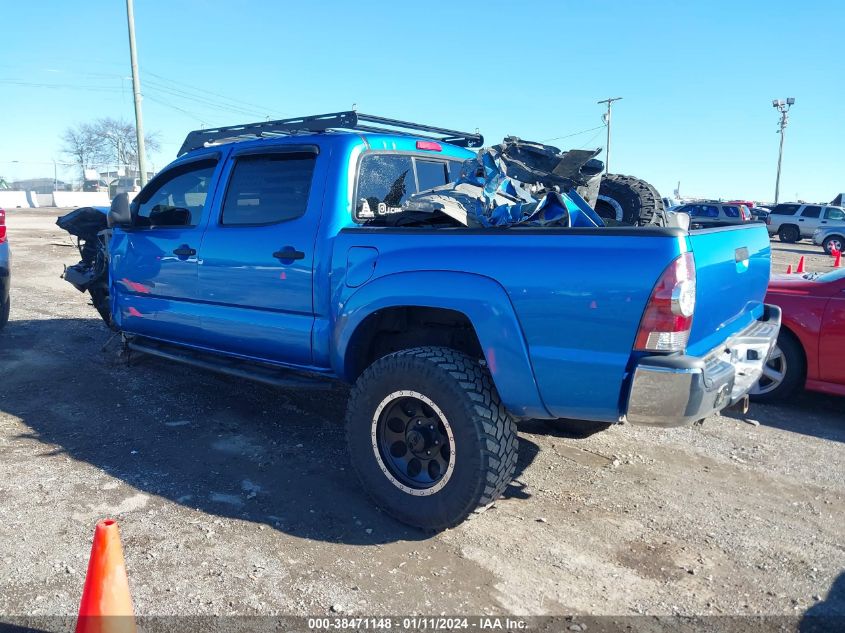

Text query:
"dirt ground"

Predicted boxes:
[[0, 209, 843, 622]]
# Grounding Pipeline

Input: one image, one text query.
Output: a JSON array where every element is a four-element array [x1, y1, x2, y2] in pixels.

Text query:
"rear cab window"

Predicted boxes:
[[355, 153, 464, 221]]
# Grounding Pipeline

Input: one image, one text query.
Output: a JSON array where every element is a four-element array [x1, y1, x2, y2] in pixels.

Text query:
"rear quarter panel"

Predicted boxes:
[[332, 228, 686, 422]]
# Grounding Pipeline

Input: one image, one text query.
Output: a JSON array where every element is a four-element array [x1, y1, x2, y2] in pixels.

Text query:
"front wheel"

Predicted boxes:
[[822, 235, 844, 255], [749, 333, 805, 403], [345, 347, 518, 530]]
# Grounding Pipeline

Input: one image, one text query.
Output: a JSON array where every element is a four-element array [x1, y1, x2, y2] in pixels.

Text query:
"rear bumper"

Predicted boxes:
[[624, 305, 782, 427]]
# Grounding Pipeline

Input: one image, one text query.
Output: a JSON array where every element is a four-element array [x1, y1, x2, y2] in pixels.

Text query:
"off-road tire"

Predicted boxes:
[[749, 331, 805, 403], [345, 347, 518, 531], [822, 235, 844, 255], [0, 295, 9, 331], [594, 173, 666, 227], [778, 225, 800, 243]]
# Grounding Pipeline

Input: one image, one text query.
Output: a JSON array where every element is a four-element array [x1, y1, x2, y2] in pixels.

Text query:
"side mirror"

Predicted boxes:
[[108, 193, 132, 228]]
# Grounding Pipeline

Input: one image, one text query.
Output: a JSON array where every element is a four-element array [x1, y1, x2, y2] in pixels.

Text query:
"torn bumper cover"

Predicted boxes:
[[56, 206, 109, 292], [399, 137, 607, 228]]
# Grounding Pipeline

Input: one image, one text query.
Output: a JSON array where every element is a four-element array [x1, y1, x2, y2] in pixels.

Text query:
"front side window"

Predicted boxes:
[[801, 205, 822, 219], [824, 207, 845, 221], [135, 160, 217, 227], [221, 153, 316, 226]]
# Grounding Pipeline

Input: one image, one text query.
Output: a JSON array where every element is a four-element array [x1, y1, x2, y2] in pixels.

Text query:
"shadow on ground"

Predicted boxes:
[[0, 318, 540, 545], [725, 391, 845, 444]]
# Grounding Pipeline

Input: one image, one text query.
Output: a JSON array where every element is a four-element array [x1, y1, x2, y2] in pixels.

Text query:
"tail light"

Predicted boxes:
[[765, 215, 771, 225], [634, 252, 696, 352], [0, 208, 6, 243]]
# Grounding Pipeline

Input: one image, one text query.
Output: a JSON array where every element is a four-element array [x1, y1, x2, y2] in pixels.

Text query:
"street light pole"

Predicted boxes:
[[772, 97, 795, 204], [125, 0, 148, 187], [597, 97, 622, 174]]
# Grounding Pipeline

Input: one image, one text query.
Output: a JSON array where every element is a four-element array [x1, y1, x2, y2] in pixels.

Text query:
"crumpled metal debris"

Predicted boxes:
[[400, 137, 606, 228]]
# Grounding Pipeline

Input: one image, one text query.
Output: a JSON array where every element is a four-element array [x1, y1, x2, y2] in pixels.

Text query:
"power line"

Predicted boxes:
[[543, 124, 606, 143], [141, 68, 285, 118]]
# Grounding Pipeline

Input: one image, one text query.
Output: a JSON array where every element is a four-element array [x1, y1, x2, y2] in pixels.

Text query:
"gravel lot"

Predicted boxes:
[[0, 209, 843, 623]]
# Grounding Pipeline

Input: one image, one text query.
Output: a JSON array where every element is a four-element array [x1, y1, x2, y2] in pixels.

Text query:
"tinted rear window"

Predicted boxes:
[[723, 205, 740, 218], [771, 204, 800, 215], [221, 153, 315, 225], [355, 154, 461, 220], [801, 205, 821, 218]]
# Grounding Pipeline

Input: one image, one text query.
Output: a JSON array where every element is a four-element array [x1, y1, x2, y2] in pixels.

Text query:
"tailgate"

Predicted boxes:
[[686, 224, 771, 357]]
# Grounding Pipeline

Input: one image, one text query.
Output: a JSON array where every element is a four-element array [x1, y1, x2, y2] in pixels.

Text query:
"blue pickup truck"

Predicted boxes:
[[59, 112, 781, 530]]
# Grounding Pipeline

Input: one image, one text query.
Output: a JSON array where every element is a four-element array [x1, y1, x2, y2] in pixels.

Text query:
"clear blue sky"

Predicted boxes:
[[1, 0, 842, 203]]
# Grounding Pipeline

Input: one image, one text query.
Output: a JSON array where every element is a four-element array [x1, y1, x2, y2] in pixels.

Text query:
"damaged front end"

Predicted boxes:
[[371, 136, 607, 229], [56, 206, 113, 326]]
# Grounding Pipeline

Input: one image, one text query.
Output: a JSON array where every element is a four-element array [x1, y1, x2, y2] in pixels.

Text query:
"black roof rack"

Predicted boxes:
[[177, 110, 484, 156]]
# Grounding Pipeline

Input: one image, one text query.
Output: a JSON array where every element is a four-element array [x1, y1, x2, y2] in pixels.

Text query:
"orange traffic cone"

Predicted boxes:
[[796, 256, 805, 273], [785, 264, 792, 274], [76, 519, 136, 633]]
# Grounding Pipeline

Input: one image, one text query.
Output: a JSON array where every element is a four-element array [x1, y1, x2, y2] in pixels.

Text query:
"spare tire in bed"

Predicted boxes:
[[594, 174, 666, 227]]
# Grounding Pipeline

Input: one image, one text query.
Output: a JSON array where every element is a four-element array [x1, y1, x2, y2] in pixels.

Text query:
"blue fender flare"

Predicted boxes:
[[332, 270, 551, 419]]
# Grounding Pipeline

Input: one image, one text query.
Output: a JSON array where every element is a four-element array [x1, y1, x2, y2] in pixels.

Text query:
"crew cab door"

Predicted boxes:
[[797, 205, 822, 236], [111, 156, 221, 344], [196, 145, 325, 367]]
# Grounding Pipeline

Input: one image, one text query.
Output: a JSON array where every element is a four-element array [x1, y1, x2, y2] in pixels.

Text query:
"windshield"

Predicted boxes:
[[804, 268, 845, 283]]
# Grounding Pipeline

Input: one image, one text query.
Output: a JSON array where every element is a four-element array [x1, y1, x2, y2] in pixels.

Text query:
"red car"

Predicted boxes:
[[751, 269, 845, 401]]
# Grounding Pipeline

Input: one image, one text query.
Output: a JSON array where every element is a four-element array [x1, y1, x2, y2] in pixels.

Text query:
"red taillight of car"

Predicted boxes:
[[0, 208, 6, 243], [634, 252, 696, 353], [765, 215, 771, 225], [416, 140, 442, 152]]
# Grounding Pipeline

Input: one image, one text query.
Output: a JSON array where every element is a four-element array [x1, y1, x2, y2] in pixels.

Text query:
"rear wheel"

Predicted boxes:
[[822, 235, 844, 255], [778, 225, 800, 243], [749, 332, 805, 403], [594, 174, 666, 227], [346, 347, 518, 530]]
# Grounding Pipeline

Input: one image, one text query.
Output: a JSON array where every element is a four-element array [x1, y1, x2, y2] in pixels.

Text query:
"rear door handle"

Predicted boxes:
[[273, 248, 305, 261], [173, 245, 196, 257]]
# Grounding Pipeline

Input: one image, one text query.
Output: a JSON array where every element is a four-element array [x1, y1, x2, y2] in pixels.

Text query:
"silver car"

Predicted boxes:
[[813, 226, 845, 254]]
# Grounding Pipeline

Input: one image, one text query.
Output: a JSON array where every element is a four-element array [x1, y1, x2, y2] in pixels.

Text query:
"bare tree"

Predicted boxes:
[[92, 118, 160, 175], [61, 124, 100, 180], [61, 118, 160, 179]]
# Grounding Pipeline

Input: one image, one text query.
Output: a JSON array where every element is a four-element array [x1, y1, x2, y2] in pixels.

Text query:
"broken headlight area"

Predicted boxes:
[[367, 137, 607, 229], [56, 206, 113, 325]]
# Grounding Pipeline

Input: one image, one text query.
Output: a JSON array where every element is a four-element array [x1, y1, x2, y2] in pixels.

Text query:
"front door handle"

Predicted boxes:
[[273, 248, 305, 261], [173, 245, 196, 257]]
